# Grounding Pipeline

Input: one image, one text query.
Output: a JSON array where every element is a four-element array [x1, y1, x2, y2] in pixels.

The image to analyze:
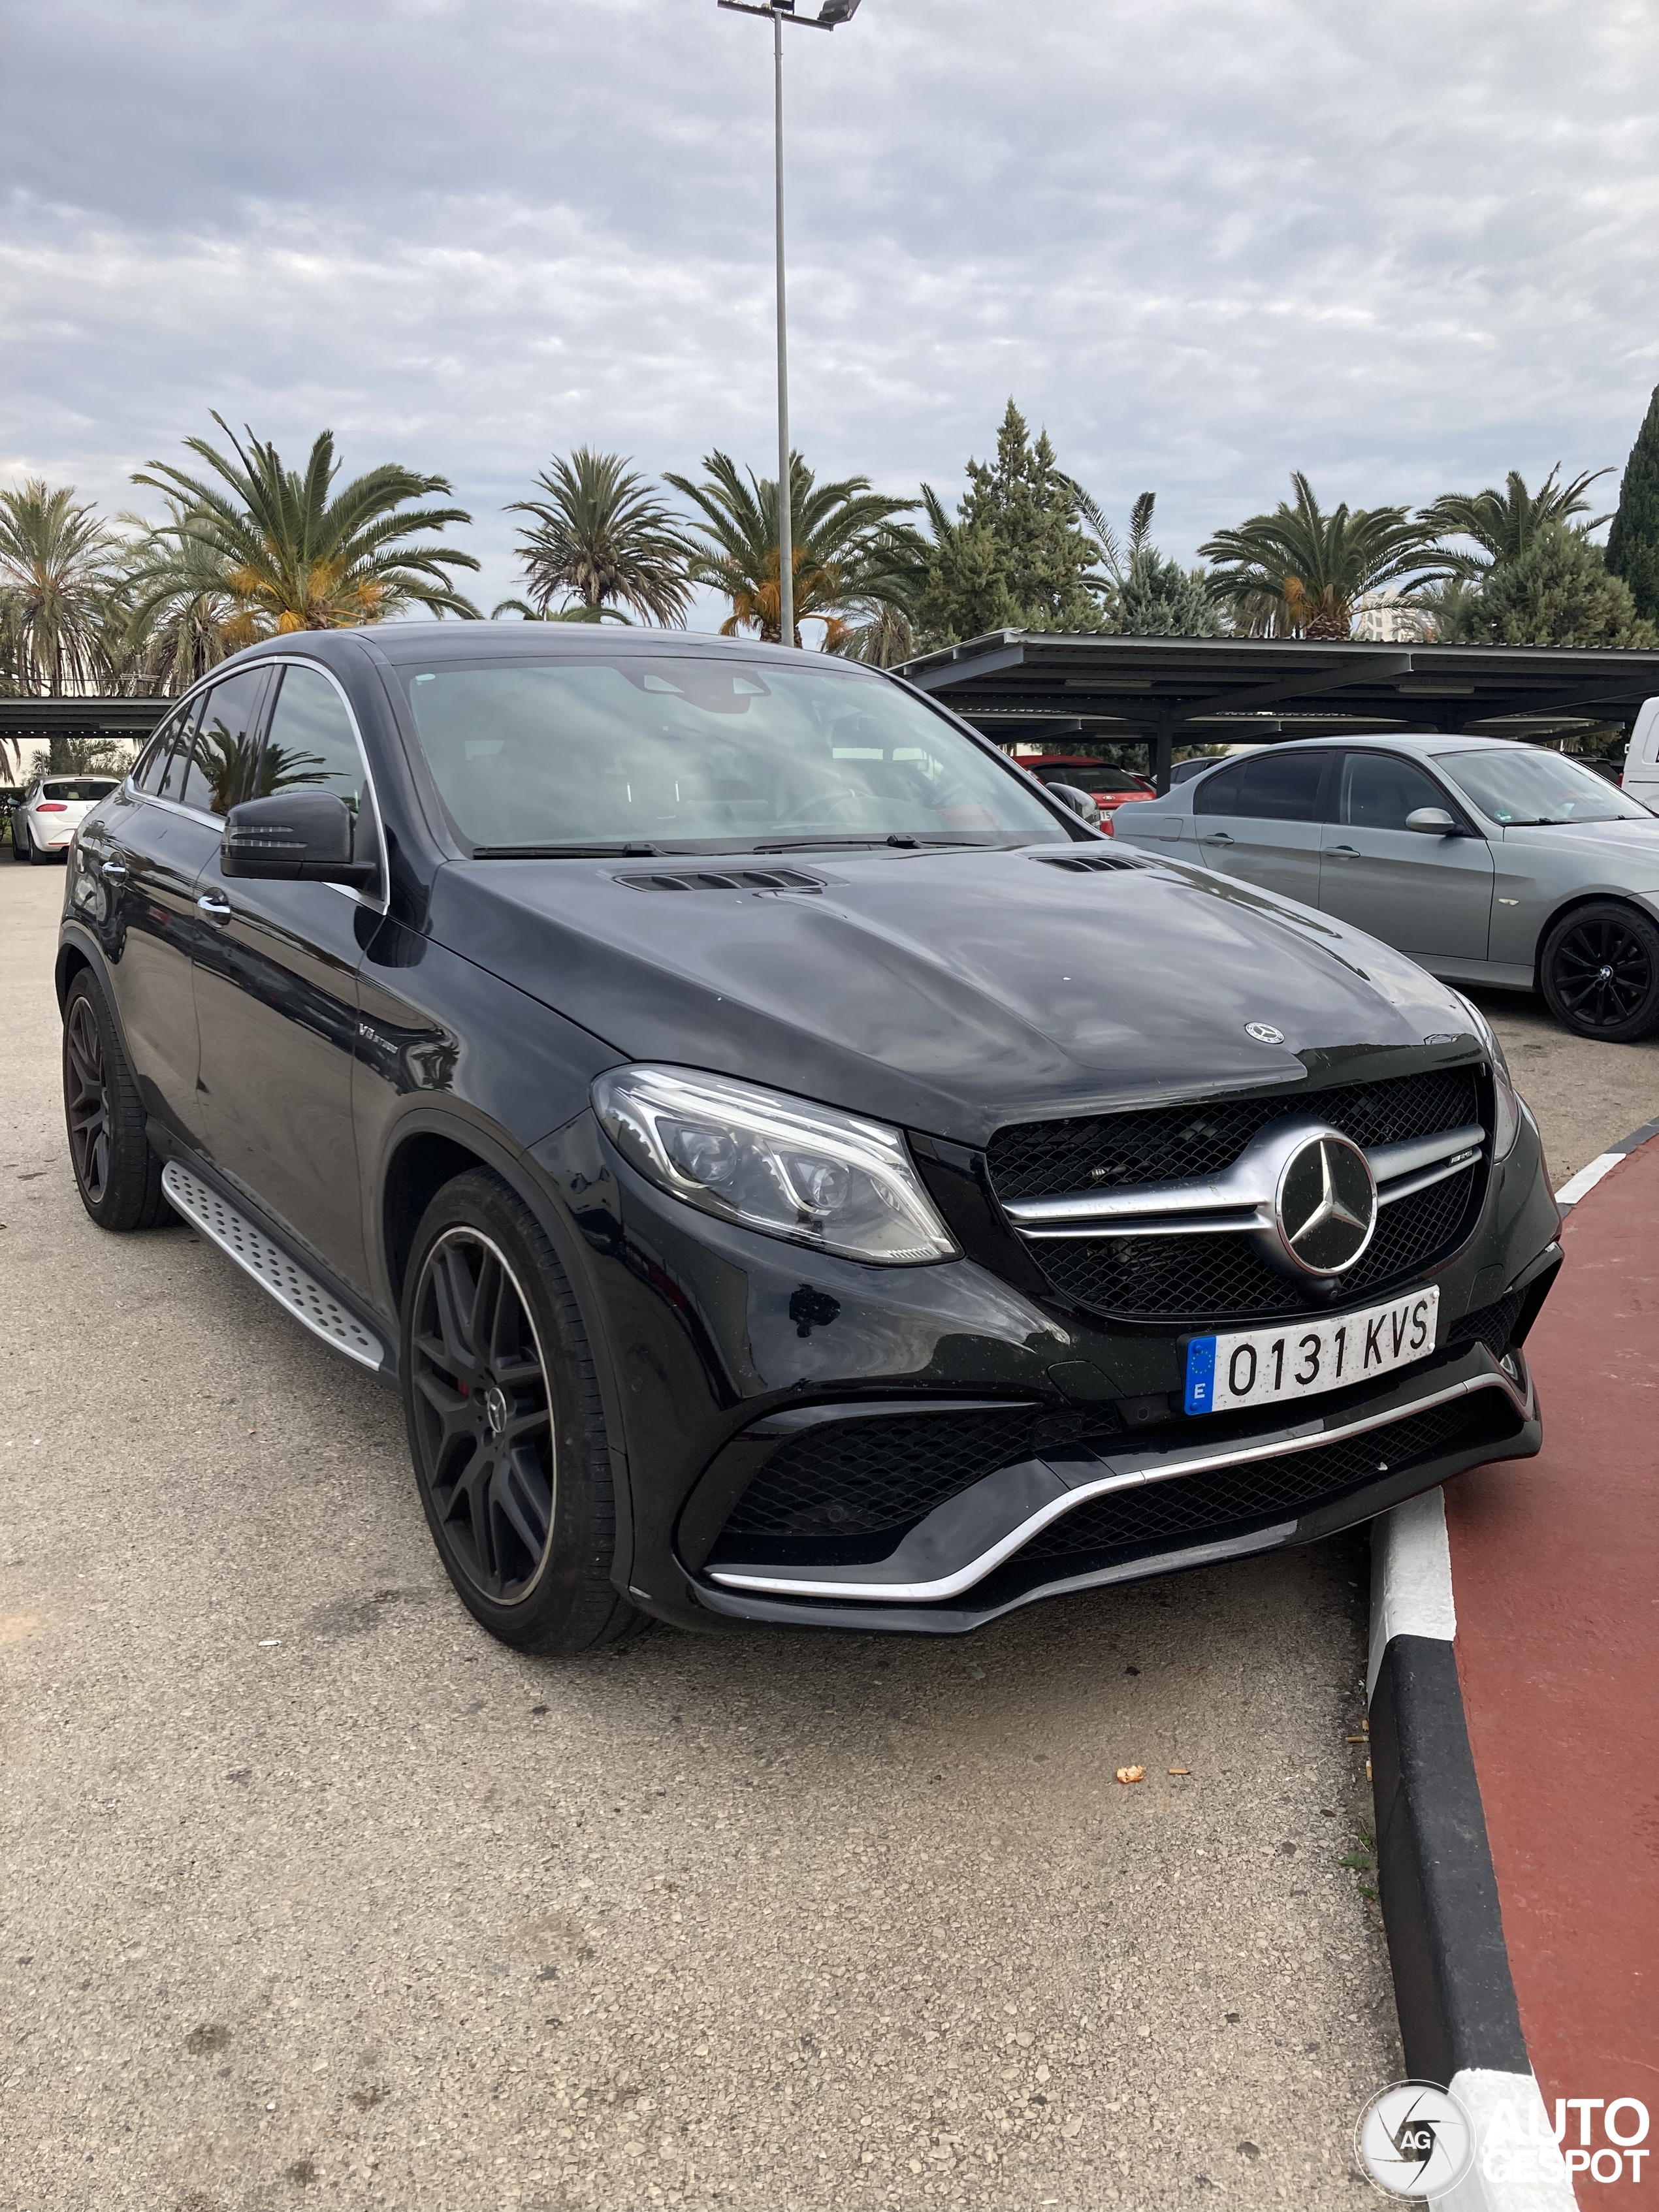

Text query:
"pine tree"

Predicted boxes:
[[1606, 384, 1659, 622], [958, 402, 1107, 633], [1459, 524, 1656, 647]]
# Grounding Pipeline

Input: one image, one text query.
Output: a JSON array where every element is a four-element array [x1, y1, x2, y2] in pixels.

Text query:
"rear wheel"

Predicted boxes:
[[1540, 901, 1659, 1042], [61, 969, 170, 1230], [12, 820, 31, 861], [400, 1169, 645, 1656], [27, 823, 55, 866]]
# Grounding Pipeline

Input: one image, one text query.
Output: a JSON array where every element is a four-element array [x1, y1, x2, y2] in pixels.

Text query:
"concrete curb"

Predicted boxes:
[[1368, 1505, 1577, 2209], [1551, 1113, 1659, 1212]]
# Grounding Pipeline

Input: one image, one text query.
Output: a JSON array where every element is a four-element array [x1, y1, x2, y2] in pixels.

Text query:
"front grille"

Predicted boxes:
[[722, 1407, 1053, 1539], [990, 1067, 1484, 1324], [1019, 1396, 1497, 1563], [987, 1067, 1480, 1202], [1031, 1166, 1477, 1323]]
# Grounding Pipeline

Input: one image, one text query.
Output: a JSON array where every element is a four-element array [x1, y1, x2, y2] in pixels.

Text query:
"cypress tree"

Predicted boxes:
[[1606, 384, 1659, 622]]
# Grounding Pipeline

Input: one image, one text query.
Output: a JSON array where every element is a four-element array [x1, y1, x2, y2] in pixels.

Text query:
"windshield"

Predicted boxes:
[[396, 655, 1065, 853], [1434, 748, 1651, 827], [42, 780, 117, 803]]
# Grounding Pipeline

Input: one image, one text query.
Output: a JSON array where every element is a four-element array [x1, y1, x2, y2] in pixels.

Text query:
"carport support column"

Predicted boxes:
[[1152, 704, 1175, 795]]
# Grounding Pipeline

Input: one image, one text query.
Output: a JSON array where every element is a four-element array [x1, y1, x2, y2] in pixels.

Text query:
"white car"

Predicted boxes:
[[10, 772, 121, 865]]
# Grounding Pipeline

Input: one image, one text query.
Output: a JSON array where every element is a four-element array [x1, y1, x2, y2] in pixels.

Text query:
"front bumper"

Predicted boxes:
[[531, 1097, 1562, 1637], [686, 1341, 1538, 1634]]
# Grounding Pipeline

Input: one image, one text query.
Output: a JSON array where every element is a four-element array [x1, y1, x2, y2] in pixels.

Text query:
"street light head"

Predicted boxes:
[[817, 0, 861, 21]]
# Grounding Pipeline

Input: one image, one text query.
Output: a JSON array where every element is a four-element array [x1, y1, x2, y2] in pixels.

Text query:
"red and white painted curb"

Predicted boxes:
[[1364, 1119, 1659, 2209]]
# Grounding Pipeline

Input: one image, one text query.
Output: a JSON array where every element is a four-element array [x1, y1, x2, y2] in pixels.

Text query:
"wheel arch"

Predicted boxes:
[[377, 1109, 636, 1586], [55, 925, 112, 1016]]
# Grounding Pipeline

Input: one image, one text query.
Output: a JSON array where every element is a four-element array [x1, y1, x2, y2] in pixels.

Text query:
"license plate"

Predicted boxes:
[[1184, 1289, 1440, 1416]]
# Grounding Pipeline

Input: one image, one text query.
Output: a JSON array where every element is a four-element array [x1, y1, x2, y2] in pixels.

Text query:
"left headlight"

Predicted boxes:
[[1453, 995, 1522, 1160], [591, 1065, 959, 1266]]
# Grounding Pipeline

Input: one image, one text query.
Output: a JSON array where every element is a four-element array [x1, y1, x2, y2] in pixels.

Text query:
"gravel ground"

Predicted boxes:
[[10, 858, 1647, 2212], [1466, 984, 1659, 1179]]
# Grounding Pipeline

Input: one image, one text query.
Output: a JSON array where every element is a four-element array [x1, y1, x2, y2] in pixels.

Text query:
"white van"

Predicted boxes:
[[1624, 697, 1659, 810]]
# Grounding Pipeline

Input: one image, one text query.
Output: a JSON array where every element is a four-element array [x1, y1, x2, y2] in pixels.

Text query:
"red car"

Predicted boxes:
[[1017, 755, 1158, 834]]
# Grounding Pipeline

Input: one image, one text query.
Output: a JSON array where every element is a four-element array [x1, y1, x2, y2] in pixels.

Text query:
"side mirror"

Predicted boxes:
[[222, 792, 378, 886], [1405, 807, 1459, 836], [1048, 782, 1102, 829]]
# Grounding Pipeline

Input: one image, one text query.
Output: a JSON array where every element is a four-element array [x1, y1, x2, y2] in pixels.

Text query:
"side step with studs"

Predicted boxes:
[[161, 1161, 386, 1371]]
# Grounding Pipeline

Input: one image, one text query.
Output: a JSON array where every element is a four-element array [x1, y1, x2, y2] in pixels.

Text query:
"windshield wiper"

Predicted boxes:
[[469, 841, 667, 859], [750, 834, 999, 854]]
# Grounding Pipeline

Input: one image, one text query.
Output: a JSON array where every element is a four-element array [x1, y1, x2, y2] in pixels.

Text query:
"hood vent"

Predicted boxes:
[[1031, 850, 1144, 875], [615, 867, 823, 894]]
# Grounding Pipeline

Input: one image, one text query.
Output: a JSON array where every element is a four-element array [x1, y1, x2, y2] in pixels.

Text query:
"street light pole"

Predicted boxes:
[[772, 4, 793, 649], [715, 0, 860, 648]]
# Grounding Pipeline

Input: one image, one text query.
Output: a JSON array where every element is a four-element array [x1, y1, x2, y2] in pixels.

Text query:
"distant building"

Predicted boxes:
[[1353, 590, 1435, 644]]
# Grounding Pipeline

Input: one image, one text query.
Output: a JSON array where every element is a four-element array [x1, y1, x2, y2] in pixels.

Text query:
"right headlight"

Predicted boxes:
[[591, 1065, 959, 1266], [1453, 994, 1522, 1160]]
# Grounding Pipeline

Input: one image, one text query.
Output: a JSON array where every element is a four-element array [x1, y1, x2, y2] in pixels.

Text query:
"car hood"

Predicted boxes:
[[1496, 814, 1659, 882], [430, 845, 1483, 1147]]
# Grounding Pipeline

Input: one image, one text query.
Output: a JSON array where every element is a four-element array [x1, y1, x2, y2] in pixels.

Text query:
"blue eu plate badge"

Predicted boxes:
[[1184, 1335, 1217, 1415]]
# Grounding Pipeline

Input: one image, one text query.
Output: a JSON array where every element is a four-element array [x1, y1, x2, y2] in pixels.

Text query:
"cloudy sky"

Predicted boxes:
[[6, 0, 1659, 618]]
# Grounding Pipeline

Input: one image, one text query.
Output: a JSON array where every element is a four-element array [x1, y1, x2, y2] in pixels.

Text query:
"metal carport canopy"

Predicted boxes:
[[896, 632, 1659, 790]]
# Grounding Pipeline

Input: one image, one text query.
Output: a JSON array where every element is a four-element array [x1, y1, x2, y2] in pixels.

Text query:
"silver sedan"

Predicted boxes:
[[1114, 733, 1659, 1042]]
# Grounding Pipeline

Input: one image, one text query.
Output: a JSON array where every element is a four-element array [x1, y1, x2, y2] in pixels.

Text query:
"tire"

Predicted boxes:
[[400, 1168, 645, 1656], [27, 824, 54, 867], [12, 820, 31, 861], [1539, 901, 1659, 1042], [61, 968, 171, 1230]]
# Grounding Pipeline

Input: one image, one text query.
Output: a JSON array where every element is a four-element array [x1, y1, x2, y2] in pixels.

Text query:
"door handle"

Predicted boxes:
[[197, 891, 233, 923], [1201, 831, 1234, 845], [1328, 844, 1361, 858], [99, 859, 129, 882]]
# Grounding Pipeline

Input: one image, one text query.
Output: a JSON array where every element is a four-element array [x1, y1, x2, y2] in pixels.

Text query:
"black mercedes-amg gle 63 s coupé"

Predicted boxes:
[[58, 628, 1562, 1652]]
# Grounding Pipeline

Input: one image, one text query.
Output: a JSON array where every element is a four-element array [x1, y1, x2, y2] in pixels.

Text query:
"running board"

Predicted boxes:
[[161, 1161, 385, 1371]]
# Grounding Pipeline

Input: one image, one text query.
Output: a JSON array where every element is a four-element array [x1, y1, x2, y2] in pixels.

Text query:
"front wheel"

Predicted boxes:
[[62, 969, 171, 1229], [1540, 901, 1659, 1042], [400, 1169, 645, 1656]]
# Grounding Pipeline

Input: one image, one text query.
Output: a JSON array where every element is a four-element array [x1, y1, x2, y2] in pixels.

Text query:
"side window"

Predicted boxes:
[[135, 708, 189, 794], [1234, 750, 1330, 822], [1193, 761, 1249, 814], [180, 669, 270, 817], [1340, 752, 1453, 831], [154, 698, 204, 801], [256, 665, 366, 810]]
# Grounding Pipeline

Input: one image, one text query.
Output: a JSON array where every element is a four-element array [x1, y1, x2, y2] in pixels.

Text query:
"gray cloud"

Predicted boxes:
[[5, 0, 1658, 615]]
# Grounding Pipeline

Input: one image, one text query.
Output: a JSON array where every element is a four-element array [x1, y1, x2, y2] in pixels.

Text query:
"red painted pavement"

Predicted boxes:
[[1447, 1138, 1659, 2200]]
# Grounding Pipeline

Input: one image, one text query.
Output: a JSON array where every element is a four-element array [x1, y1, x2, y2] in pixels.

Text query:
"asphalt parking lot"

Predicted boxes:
[[3, 859, 1654, 2212]]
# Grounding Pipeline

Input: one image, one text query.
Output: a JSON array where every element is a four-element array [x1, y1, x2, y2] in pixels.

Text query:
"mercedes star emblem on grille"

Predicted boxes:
[[1274, 1132, 1377, 1275], [1244, 1021, 1285, 1044]]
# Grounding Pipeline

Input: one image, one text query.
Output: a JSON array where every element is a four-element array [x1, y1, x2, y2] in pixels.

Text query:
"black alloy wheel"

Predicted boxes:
[[410, 1226, 556, 1605], [1541, 901, 1659, 1043], [60, 969, 170, 1230], [65, 989, 113, 1206], [400, 1170, 645, 1654]]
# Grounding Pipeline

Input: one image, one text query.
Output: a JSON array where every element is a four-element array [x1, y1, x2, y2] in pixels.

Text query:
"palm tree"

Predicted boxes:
[[118, 502, 244, 692], [664, 450, 920, 649], [504, 449, 691, 624], [1200, 472, 1440, 639], [0, 479, 123, 695], [1420, 464, 1614, 580], [133, 415, 481, 633]]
